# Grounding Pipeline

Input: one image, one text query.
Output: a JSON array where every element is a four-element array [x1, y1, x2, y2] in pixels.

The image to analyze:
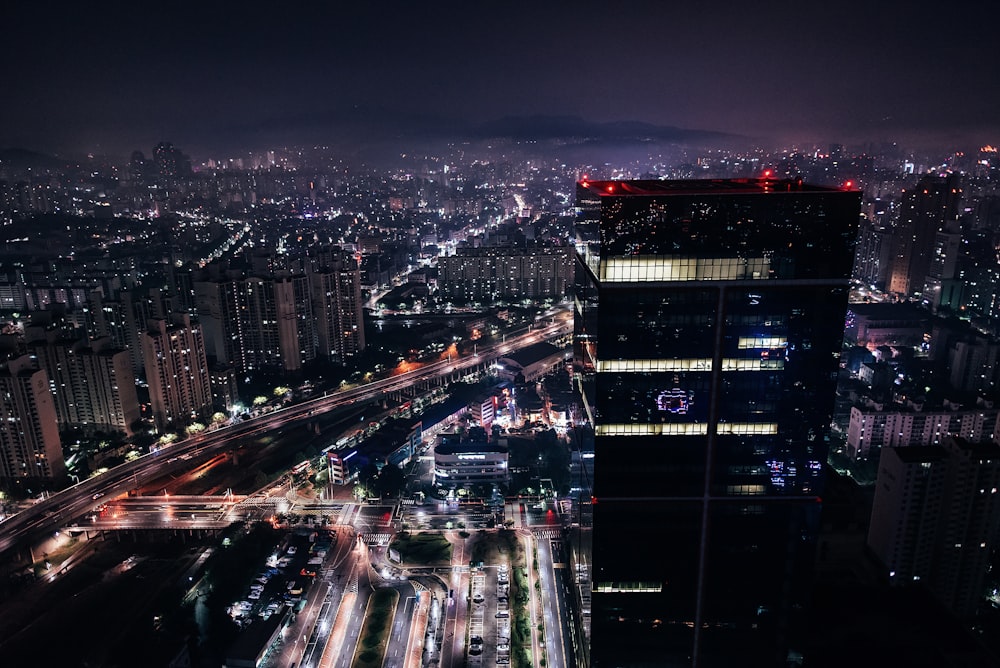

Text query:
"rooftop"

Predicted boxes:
[[578, 177, 850, 197], [500, 341, 564, 368]]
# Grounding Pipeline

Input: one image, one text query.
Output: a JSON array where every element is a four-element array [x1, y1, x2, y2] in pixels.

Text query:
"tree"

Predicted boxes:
[[359, 463, 379, 488], [375, 464, 405, 498]]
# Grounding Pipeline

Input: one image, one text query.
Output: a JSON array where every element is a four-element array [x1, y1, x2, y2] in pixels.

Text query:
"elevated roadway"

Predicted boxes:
[[0, 316, 571, 558]]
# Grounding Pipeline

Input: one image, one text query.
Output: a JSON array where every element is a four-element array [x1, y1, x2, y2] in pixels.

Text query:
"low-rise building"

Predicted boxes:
[[433, 436, 508, 489], [846, 402, 1000, 459]]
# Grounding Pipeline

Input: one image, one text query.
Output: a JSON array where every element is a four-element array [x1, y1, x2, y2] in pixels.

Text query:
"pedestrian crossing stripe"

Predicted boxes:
[[363, 533, 392, 546]]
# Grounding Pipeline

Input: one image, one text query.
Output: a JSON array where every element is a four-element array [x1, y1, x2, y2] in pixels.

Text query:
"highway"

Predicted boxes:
[[0, 315, 570, 560]]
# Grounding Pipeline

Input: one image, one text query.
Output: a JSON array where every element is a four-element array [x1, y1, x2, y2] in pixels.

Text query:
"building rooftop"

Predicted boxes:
[[579, 177, 849, 197], [500, 341, 563, 368], [846, 302, 930, 318], [435, 442, 508, 456], [890, 445, 947, 464]]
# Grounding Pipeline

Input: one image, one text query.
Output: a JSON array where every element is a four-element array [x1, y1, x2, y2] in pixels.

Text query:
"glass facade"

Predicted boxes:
[[576, 179, 860, 667]]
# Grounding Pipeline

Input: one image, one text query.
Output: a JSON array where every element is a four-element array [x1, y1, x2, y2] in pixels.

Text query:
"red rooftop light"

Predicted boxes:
[[606, 184, 615, 193]]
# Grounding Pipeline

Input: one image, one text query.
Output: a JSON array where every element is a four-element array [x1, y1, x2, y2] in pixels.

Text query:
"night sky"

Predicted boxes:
[[3, 1, 998, 157]]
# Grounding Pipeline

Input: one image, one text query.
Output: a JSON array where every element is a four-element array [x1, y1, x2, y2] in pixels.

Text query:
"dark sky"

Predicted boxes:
[[3, 1, 998, 157]]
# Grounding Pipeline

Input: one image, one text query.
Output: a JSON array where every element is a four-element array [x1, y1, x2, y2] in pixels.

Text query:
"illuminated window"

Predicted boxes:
[[596, 423, 777, 436], [594, 581, 663, 593], [600, 256, 771, 282], [737, 336, 788, 349]]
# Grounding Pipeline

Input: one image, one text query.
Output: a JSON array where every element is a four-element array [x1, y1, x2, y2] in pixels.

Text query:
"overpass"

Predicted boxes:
[[0, 315, 572, 558]]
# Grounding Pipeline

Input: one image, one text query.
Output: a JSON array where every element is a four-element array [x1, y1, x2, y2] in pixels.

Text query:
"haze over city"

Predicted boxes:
[[3, 1, 999, 157], [3, 3, 1000, 668]]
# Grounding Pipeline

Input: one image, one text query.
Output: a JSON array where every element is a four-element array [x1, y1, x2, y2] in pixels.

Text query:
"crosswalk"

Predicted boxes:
[[362, 533, 393, 546], [534, 528, 562, 539], [236, 496, 280, 507]]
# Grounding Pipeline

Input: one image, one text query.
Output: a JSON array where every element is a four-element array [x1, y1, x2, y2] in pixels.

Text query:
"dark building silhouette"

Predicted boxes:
[[886, 173, 962, 299], [574, 178, 860, 667], [868, 437, 1000, 618]]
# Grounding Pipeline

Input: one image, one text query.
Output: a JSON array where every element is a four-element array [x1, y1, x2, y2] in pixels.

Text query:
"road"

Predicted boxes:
[[0, 316, 571, 559]]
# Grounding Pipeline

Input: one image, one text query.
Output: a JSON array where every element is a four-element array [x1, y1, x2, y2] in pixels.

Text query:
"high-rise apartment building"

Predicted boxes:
[[868, 437, 1000, 617], [437, 246, 573, 301], [308, 248, 365, 363], [26, 329, 140, 437], [141, 315, 212, 432], [574, 178, 860, 667], [194, 270, 315, 373], [886, 173, 962, 298], [0, 355, 64, 483], [846, 403, 1000, 459]]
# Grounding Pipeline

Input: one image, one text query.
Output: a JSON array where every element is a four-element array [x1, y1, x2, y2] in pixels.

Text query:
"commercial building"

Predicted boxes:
[[433, 436, 509, 489], [496, 341, 567, 383], [575, 178, 860, 666], [843, 302, 930, 349]]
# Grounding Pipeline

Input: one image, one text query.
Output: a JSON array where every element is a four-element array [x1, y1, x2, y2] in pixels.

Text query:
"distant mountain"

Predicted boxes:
[[209, 108, 739, 157], [0, 147, 80, 174], [1, 113, 744, 164]]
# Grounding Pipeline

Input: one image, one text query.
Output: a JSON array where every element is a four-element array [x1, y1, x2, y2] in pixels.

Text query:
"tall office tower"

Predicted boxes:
[[0, 355, 64, 483], [887, 173, 962, 298], [574, 178, 860, 667], [309, 249, 365, 364], [141, 315, 212, 432], [868, 437, 1000, 617], [26, 329, 140, 437]]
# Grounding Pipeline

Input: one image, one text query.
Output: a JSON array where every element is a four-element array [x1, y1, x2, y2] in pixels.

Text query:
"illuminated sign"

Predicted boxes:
[[656, 387, 693, 414]]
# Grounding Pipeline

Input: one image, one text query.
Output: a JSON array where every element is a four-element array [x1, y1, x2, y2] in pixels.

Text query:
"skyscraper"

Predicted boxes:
[[574, 178, 860, 667]]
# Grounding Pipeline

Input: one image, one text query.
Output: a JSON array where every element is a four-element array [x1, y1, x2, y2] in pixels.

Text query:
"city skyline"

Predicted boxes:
[[3, 7, 1000, 659], [3, 2, 999, 157]]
